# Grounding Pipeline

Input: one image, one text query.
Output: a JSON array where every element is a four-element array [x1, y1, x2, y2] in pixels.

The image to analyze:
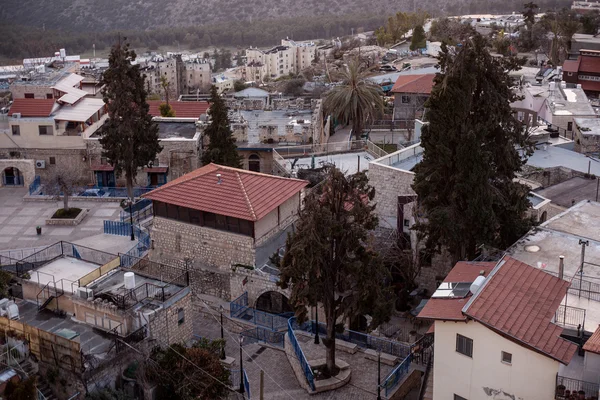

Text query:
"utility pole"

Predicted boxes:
[[377, 349, 382, 400], [579, 239, 589, 298], [260, 370, 264, 400], [220, 306, 226, 360], [239, 336, 245, 395], [314, 305, 320, 345]]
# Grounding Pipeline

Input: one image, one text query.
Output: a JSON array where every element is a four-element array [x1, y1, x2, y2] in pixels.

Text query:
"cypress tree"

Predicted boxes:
[[201, 86, 242, 168], [412, 35, 534, 263], [100, 39, 162, 200], [410, 25, 427, 50]]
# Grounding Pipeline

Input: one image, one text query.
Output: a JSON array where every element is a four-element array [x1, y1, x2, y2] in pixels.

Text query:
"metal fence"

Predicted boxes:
[[556, 375, 599, 398], [296, 320, 411, 359], [555, 304, 586, 331], [120, 207, 153, 224], [569, 277, 600, 302], [288, 317, 315, 391], [32, 185, 157, 198], [383, 355, 412, 397], [231, 292, 249, 318], [0, 246, 52, 262], [28, 176, 41, 195], [240, 327, 285, 348], [229, 292, 288, 331], [229, 369, 251, 399]]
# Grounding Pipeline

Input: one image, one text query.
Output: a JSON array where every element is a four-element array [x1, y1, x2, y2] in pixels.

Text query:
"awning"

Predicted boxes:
[[143, 167, 168, 173], [91, 164, 114, 171], [53, 98, 105, 122]]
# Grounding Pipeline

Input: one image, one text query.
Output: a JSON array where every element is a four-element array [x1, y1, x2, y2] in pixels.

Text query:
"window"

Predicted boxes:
[[38, 125, 52, 135], [24, 93, 34, 99], [454, 395, 468, 400], [568, 72, 573, 77], [568, 122, 573, 132], [100, 157, 107, 165], [456, 334, 473, 357], [178, 308, 185, 325], [167, 204, 179, 219], [11, 126, 20, 136], [403, 219, 410, 227], [501, 351, 512, 364], [204, 212, 216, 228], [49, 157, 56, 165], [401, 95, 411, 104], [46, 93, 53, 99]]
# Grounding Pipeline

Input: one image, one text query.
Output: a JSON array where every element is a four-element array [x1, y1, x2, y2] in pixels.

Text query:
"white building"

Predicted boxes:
[[418, 256, 577, 400], [245, 39, 316, 81]]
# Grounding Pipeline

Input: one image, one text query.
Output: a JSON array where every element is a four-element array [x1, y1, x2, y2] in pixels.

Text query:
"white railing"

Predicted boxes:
[[371, 142, 423, 169]]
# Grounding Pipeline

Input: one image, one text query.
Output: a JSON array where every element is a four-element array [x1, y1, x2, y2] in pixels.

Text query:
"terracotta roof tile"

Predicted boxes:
[[147, 101, 209, 118], [142, 163, 309, 221], [580, 80, 600, 93], [417, 262, 495, 321], [391, 74, 435, 94], [464, 256, 577, 365], [562, 59, 580, 73], [579, 55, 600, 74], [583, 325, 600, 354], [8, 98, 55, 117]]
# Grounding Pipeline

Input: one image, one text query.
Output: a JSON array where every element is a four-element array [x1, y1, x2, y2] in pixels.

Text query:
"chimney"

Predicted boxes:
[[559, 255, 565, 280], [216, 173, 222, 184]]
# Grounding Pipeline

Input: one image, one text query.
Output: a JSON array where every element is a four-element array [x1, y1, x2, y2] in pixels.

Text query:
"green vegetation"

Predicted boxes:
[[412, 35, 534, 263], [158, 103, 176, 117], [52, 208, 82, 219], [278, 167, 393, 376], [375, 11, 428, 46], [201, 86, 242, 168], [99, 40, 162, 201], [410, 24, 427, 50], [5, 376, 36, 400]]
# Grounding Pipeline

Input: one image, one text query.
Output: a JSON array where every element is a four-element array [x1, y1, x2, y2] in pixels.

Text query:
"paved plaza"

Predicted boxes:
[[0, 187, 135, 254]]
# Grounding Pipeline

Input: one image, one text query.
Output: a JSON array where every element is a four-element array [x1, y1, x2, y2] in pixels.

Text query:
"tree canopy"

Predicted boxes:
[[278, 167, 393, 375], [100, 39, 162, 200], [200, 86, 242, 168], [410, 25, 427, 50], [412, 35, 534, 263]]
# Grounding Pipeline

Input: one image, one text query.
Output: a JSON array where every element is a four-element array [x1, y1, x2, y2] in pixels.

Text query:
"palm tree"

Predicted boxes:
[[323, 60, 384, 140]]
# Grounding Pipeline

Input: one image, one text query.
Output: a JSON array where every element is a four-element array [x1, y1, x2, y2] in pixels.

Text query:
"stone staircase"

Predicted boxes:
[[422, 368, 433, 400], [18, 360, 56, 400]]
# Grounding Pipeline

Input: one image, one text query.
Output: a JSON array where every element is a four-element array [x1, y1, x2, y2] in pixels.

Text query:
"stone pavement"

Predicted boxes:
[[194, 312, 396, 400], [0, 187, 133, 254]]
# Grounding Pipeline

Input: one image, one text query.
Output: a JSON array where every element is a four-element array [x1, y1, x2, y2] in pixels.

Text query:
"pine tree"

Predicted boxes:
[[278, 167, 393, 376], [412, 35, 534, 263], [201, 86, 242, 168], [100, 39, 162, 201], [410, 25, 427, 50]]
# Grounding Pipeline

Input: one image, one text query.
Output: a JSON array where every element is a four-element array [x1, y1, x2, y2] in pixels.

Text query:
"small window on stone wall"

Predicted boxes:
[[49, 157, 56, 165], [178, 308, 185, 325]]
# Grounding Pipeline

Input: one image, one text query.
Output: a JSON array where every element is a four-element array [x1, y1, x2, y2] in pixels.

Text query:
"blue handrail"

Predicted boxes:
[[383, 354, 411, 396], [288, 317, 315, 391]]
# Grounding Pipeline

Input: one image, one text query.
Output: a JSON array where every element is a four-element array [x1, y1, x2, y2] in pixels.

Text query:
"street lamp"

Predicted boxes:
[[127, 199, 135, 241], [239, 336, 245, 395], [314, 305, 320, 345], [220, 306, 226, 360], [377, 348, 382, 400]]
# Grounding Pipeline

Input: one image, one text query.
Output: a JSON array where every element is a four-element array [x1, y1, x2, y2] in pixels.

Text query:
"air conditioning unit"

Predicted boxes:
[[77, 287, 93, 300], [12, 113, 21, 118], [35, 160, 46, 169]]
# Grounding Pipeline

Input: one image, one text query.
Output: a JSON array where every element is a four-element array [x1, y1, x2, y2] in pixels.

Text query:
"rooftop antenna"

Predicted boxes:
[[216, 173, 222, 184]]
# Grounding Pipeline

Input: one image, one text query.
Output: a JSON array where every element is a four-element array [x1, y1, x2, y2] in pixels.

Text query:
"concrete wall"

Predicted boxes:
[[238, 150, 274, 174], [150, 216, 255, 270], [369, 161, 416, 225], [584, 351, 600, 384], [433, 319, 559, 400], [9, 84, 54, 99], [255, 193, 300, 246], [148, 291, 193, 346], [73, 297, 126, 335]]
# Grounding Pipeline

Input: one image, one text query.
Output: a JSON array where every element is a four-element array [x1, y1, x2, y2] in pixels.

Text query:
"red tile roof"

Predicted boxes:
[[579, 55, 600, 74], [464, 256, 577, 365], [147, 101, 209, 118], [562, 59, 580, 73], [580, 80, 600, 93], [583, 326, 600, 354], [143, 163, 309, 221], [8, 98, 55, 117], [418, 262, 496, 321], [391, 74, 435, 94]]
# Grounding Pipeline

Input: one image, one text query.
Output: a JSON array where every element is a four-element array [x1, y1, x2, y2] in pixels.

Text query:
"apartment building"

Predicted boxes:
[[142, 55, 211, 99], [245, 39, 316, 81]]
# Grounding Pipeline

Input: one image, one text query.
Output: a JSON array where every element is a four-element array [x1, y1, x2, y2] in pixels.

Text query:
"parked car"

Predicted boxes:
[[379, 64, 398, 72], [79, 188, 110, 198]]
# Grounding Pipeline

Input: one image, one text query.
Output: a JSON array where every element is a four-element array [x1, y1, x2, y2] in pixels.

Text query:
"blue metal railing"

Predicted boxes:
[[29, 176, 41, 195], [229, 369, 251, 399], [231, 292, 249, 318], [240, 326, 285, 348], [230, 292, 289, 331], [383, 355, 411, 396], [120, 206, 153, 224], [288, 317, 315, 391], [103, 221, 150, 248], [296, 320, 411, 359]]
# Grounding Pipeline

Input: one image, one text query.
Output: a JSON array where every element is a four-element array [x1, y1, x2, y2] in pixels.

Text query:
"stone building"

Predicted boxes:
[[141, 55, 211, 99], [245, 39, 316, 81], [143, 163, 308, 308], [574, 118, 600, 154], [391, 74, 435, 121]]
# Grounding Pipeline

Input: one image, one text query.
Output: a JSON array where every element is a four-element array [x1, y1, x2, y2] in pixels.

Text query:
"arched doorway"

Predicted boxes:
[[255, 291, 292, 315], [540, 211, 548, 223], [248, 154, 261, 172], [2, 167, 23, 186]]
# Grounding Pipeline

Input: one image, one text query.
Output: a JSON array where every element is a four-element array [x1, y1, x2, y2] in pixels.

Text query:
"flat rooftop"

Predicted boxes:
[[526, 145, 600, 176], [32, 257, 99, 294], [536, 177, 600, 208], [288, 151, 372, 175], [575, 118, 600, 136], [16, 299, 113, 355], [234, 109, 313, 144], [157, 122, 197, 139]]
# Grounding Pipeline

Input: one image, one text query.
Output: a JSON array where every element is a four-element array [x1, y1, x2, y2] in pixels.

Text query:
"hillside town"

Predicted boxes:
[[0, 2, 599, 400]]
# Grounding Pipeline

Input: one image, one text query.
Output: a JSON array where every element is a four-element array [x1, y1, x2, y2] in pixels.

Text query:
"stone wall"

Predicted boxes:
[[369, 162, 416, 222], [189, 268, 232, 301], [150, 216, 255, 270], [0, 148, 90, 183], [148, 291, 194, 346], [9, 84, 54, 99], [230, 268, 289, 306], [238, 150, 274, 174], [0, 158, 35, 187], [520, 165, 590, 187]]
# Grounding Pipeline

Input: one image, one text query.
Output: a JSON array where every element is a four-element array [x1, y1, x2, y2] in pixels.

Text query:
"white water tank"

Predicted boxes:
[[124, 272, 136, 289], [470, 275, 486, 295], [6, 304, 19, 320]]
